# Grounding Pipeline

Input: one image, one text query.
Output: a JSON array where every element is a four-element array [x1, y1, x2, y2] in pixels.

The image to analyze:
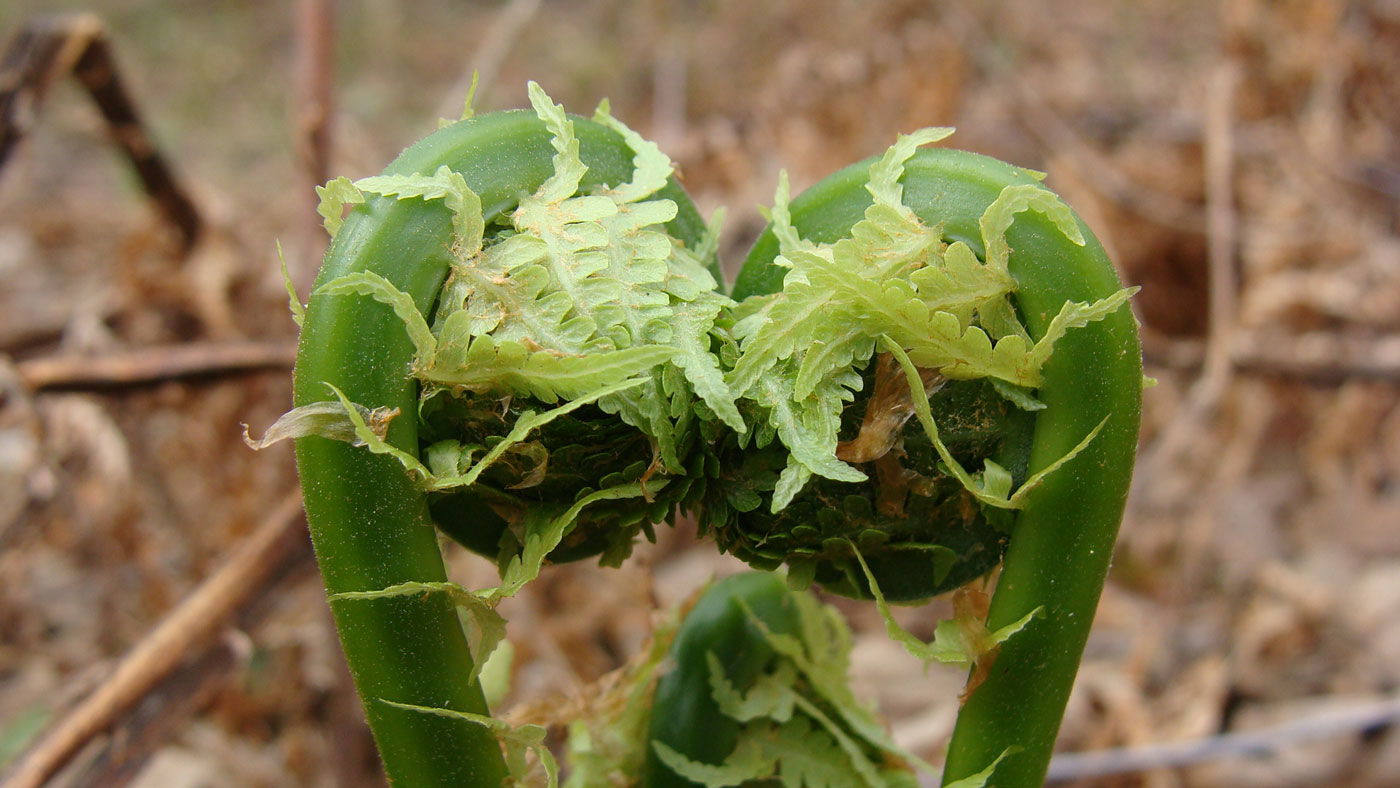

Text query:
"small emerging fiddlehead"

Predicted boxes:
[[566, 572, 991, 788]]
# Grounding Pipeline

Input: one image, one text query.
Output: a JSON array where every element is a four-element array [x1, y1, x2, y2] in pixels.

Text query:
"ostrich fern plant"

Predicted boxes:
[[253, 83, 1142, 788]]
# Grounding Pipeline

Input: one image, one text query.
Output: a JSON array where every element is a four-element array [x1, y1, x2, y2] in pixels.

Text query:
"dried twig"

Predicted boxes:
[[15, 341, 296, 392], [1041, 694, 1400, 782], [293, 0, 336, 284], [60, 567, 321, 786], [1202, 61, 1241, 391], [942, 2, 1207, 234], [1131, 60, 1241, 518], [58, 637, 245, 787], [0, 14, 202, 253], [294, 0, 335, 190], [1, 491, 309, 788], [431, 0, 542, 122], [1229, 332, 1400, 383], [1145, 332, 1400, 385]]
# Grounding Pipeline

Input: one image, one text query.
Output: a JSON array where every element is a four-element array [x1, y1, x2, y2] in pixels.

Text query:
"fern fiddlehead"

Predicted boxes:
[[271, 83, 1141, 788], [726, 143, 1142, 787], [286, 84, 716, 787]]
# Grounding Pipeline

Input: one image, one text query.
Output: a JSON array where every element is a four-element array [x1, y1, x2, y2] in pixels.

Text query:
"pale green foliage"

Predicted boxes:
[[312, 82, 740, 476], [249, 377, 650, 491], [331, 580, 505, 685], [849, 544, 1039, 670], [355, 164, 484, 246], [738, 594, 936, 775], [460, 71, 480, 121], [314, 176, 364, 236], [479, 638, 514, 708], [328, 479, 659, 685], [379, 700, 558, 788], [316, 272, 438, 362], [708, 653, 798, 722], [760, 716, 868, 788], [881, 337, 1108, 510], [419, 378, 650, 491], [316, 266, 677, 402], [494, 480, 663, 597], [731, 128, 1135, 509], [654, 723, 884, 788], [276, 241, 305, 327], [652, 589, 934, 788], [564, 599, 687, 788], [652, 739, 774, 788], [942, 749, 1014, 788], [426, 335, 676, 404]]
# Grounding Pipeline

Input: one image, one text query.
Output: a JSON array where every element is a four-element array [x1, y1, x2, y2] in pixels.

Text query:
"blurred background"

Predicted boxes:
[[0, 1, 1397, 786]]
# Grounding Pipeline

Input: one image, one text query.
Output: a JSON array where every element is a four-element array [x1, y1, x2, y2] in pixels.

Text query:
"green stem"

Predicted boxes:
[[293, 110, 706, 788], [735, 149, 1142, 787]]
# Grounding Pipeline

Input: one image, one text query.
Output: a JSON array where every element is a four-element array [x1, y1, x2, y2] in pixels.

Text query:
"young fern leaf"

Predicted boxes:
[[650, 739, 773, 788], [315, 272, 438, 363], [942, 749, 1015, 788], [325, 383, 431, 478], [592, 98, 673, 204], [379, 700, 559, 788], [431, 377, 649, 490], [426, 333, 675, 404], [730, 126, 1134, 508], [754, 372, 865, 491], [865, 127, 955, 209], [767, 717, 878, 788], [881, 336, 1108, 509], [314, 175, 364, 236], [706, 653, 799, 723], [665, 293, 745, 432], [734, 595, 937, 777], [978, 183, 1084, 273], [770, 459, 813, 513], [1025, 286, 1139, 371], [762, 171, 816, 257], [786, 694, 886, 788], [330, 581, 506, 686], [494, 480, 663, 598], [354, 165, 485, 249], [527, 81, 590, 205], [261, 375, 649, 494], [276, 241, 306, 327], [848, 543, 1039, 670], [652, 719, 909, 788]]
